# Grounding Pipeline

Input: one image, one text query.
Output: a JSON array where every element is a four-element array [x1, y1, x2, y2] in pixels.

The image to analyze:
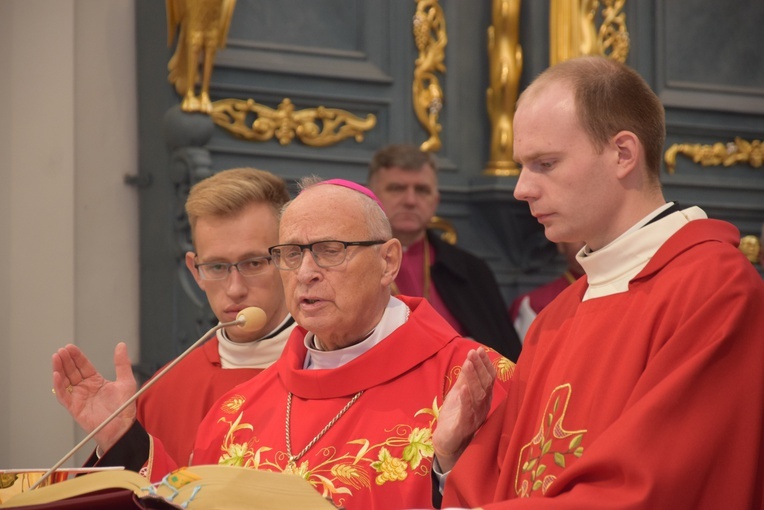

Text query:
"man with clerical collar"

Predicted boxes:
[[368, 144, 522, 361], [136, 167, 296, 465], [52, 177, 514, 510], [431, 56, 764, 509]]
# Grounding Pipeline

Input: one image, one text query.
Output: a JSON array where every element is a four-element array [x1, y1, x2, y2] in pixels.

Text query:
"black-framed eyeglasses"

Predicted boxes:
[[194, 256, 272, 280], [269, 240, 387, 270]]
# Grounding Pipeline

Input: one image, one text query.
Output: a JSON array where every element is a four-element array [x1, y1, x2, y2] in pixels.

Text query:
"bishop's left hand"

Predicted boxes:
[[433, 348, 496, 473]]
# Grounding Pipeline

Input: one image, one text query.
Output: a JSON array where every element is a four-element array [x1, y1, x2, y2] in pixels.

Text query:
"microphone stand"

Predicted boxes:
[[32, 317, 243, 490]]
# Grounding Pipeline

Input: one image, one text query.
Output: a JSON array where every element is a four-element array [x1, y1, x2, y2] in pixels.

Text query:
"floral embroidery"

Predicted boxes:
[[218, 441, 259, 466], [215, 398, 442, 504], [495, 355, 515, 382], [210, 350, 507, 506], [371, 447, 408, 484], [283, 459, 311, 478], [217, 412, 256, 467], [515, 383, 587, 497], [402, 427, 434, 469], [220, 394, 246, 414], [444, 348, 515, 390], [331, 463, 370, 489]]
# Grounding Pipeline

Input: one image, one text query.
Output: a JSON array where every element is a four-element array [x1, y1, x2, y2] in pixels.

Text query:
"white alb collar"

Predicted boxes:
[[303, 296, 409, 370], [578, 204, 706, 300], [218, 314, 294, 369]]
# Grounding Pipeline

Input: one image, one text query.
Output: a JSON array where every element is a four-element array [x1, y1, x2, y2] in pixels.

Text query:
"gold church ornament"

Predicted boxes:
[[664, 138, 764, 173], [598, 0, 629, 62], [412, 0, 447, 153], [210, 98, 376, 147], [738, 235, 761, 265], [486, 0, 630, 177], [166, 0, 236, 113], [550, 0, 598, 65], [483, 0, 523, 177], [549, 0, 629, 65]]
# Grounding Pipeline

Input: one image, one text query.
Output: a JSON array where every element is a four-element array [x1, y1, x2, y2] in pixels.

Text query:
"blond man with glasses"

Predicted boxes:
[[54, 168, 296, 467]]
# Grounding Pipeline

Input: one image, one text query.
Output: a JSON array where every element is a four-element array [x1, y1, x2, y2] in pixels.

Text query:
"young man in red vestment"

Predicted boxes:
[[61, 168, 296, 466], [51, 178, 513, 510], [368, 144, 522, 361], [431, 56, 764, 509]]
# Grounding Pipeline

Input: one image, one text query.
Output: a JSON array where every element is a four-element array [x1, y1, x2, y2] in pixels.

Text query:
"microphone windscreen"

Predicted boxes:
[[236, 307, 267, 332]]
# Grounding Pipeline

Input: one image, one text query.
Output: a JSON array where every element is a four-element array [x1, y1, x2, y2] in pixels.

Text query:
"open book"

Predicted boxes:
[[0, 465, 339, 509]]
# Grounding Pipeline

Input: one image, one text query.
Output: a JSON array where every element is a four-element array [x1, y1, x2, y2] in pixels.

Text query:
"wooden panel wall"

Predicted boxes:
[[135, 0, 763, 374]]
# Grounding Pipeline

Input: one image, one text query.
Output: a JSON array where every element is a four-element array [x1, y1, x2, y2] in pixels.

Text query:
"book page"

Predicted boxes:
[[1, 465, 338, 509], [153, 465, 338, 509], [0, 469, 150, 507]]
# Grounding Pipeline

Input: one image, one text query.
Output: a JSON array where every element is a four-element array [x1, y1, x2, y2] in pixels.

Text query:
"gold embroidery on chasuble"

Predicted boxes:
[[443, 348, 515, 392], [213, 393, 440, 502], [515, 383, 587, 497], [495, 355, 516, 381], [220, 394, 246, 414]]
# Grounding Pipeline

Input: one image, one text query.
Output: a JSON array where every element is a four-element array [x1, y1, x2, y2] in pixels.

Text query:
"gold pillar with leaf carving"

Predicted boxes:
[[549, 0, 599, 65], [484, 0, 523, 176], [550, 0, 629, 64], [412, 0, 447, 153]]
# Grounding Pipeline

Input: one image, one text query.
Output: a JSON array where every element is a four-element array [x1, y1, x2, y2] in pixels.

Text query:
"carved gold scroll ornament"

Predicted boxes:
[[413, 0, 447, 153], [210, 98, 376, 147], [664, 138, 763, 173], [167, 1, 375, 147], [665, 139, 763, 264]]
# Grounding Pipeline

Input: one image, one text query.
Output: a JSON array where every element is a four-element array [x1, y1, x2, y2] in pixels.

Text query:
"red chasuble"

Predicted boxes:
[[136, 338, 263, 466], [144, 296, 514, 510], [443, 219, 764, 509]]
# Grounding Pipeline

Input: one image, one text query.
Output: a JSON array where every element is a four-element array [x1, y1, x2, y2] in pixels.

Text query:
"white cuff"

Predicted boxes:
[[432, 456, 450, 494]]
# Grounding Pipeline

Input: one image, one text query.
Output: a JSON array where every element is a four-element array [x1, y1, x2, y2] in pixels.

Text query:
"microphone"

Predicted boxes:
[[32, 307, 267, 489]]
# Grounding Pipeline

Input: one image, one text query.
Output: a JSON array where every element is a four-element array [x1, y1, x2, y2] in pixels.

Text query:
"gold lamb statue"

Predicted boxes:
[[166, 0, 236, 113]]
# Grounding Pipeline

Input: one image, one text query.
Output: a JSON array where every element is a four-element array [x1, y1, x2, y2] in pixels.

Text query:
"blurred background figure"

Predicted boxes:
[[509, 240, 585, 341], [368, 144, 522, 361]]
